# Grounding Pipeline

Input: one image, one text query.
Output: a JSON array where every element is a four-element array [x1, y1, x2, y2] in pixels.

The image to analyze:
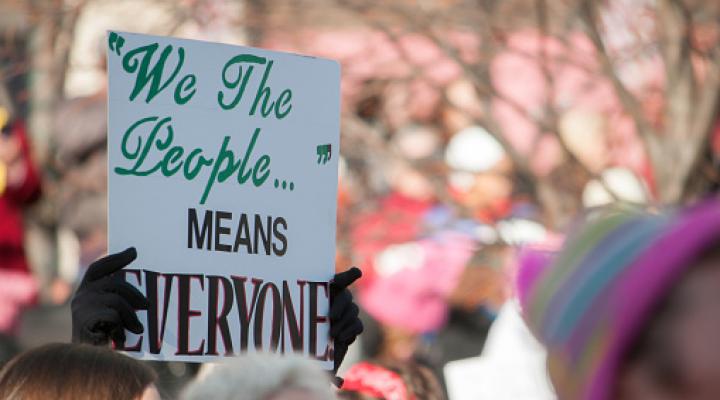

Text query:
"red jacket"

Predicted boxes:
[[0, 120, 41, 273]]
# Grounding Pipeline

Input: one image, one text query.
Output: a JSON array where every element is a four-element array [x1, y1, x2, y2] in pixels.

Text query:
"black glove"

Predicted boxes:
[[71, 247, 148, 346], [329, 267, 364, 386]]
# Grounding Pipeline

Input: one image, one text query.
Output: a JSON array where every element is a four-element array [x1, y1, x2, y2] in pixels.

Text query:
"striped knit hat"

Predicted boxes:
[[517, 198, 720, 400]]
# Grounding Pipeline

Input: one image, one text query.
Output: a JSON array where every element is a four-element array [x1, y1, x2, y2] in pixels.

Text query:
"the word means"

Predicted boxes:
[[188, 208, 287, 256]]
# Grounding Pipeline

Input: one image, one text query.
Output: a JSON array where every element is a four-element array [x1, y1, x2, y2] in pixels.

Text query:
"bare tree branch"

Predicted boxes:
[[578, 0, 656, 144]]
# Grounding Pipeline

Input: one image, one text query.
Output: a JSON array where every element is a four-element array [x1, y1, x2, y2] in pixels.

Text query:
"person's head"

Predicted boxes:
[[0, 343, 158, 400], [449, 243, 509, 311], [182, 352, 333, 400], [518, 199, 720, 400], [617, 246, 720, 400], [0, 78, 14, 126], [338, 361, 445, 400]]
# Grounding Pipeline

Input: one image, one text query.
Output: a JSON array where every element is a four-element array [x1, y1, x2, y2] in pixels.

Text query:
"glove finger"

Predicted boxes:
[[329, 289, 352, 321], [333, 344, 349, 374], [105, 280, 149, 309], [337, 319, 364, 344], [99, 293, 144, 334], [110, 325, 126, 347], [330, 267, 362, 294], [330, 302, 359, 338], [332, 376, 344, 388], [84, 247, 137, 282]]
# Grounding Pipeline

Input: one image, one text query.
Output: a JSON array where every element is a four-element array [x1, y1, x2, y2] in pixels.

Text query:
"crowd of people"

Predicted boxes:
[[3, 185, 720, 399], [1, 14, 720, 400], [4, 74, 720, 399]]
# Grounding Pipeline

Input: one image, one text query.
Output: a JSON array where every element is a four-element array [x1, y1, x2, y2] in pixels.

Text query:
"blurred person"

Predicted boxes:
[[182, 352, 333, 400], [519, 198, 720, 400], [350, 190, 435, 290], [357, 229, 475, 369], [358, 224, 475, 334], [0, 83, 41, 336], [51, 45, 110, 292], [338, 360, 445, 400], [0, 342, 159, 400], [0, 334, 19, 371], [447, 244, 509, 315], [444, 239, 561, 399], [70, 247, 364, 384], [426, 245, 508, 381], [444, 301, 556, 400], [444, 125, 514, 224]]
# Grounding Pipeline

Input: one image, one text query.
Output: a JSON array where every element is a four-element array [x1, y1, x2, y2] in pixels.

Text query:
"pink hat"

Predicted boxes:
[[360, 232, 474, 333]]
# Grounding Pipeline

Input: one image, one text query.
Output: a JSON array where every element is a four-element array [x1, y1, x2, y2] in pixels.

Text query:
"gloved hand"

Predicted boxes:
[[329, 267, 364, 386], [71, 247, 148, 346]]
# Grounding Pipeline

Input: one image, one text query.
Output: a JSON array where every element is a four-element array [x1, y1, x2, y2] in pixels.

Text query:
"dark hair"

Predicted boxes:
[[338, 361, 445, 400], [0, 343, 157, 400]]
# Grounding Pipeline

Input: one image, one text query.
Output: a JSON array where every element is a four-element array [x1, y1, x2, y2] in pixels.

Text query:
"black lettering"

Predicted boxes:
[[282, 280, 304, 352], [215, 211, 232, 252], [116, 269, 143, 352], [188, 208, 212, 250], [233, 213, 253, 253], [273, 217, 287, 256], [308, 281, 330, 361], [144, 270, 174, 354], [206, 275, 234, 356], [254, 215, 272, 256], [176, 274, 205, 355], [254, 282, 282, 351], [231, 276, 263, 350]]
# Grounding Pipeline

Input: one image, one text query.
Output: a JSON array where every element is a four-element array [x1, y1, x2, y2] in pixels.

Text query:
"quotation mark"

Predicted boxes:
[[316, 144, 331, 164], [108, 32, 125, 56]]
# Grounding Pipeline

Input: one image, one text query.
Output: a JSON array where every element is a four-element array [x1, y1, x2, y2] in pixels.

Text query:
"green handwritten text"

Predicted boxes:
[[114, 115, 271, 204], [122, 43, 197, 105], [217, 54, 293, 119]]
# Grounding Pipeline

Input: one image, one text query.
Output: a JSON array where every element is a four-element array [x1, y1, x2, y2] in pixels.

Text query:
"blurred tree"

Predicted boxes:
[[4, 0, 719, 232], [330, 0, 720, 227], [27, 0, 86, 164]]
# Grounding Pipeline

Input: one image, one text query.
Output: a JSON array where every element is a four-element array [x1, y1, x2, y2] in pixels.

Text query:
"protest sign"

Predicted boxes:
[[107, 31, 339, 368]]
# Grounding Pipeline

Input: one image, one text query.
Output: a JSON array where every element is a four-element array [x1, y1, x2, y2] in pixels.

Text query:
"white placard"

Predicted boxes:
[[107, 31, 339, 369]]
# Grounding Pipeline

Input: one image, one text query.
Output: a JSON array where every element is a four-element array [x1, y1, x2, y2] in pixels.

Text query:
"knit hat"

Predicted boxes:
[[517, 198, 720, 400]]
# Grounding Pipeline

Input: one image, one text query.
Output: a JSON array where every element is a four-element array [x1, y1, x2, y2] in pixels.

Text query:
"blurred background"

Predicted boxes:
[[1, 0, 719, 398]]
